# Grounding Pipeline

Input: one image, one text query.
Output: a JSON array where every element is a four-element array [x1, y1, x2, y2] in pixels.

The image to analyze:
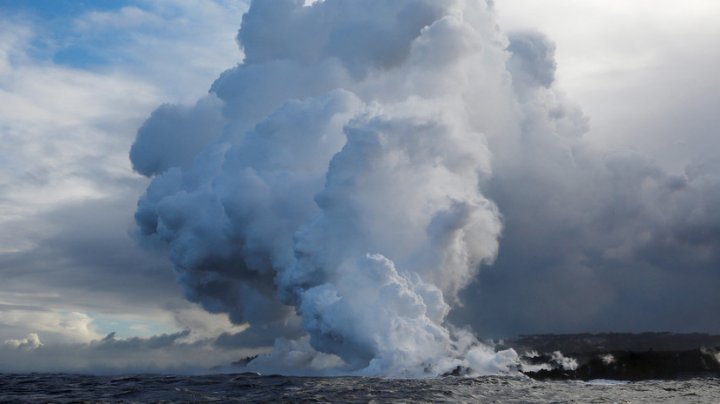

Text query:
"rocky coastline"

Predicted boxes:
[[501, 332, 720, 381]]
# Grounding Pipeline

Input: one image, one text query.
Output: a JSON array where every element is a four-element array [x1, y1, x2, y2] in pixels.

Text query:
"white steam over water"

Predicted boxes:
[[130, 0, 595, 376]]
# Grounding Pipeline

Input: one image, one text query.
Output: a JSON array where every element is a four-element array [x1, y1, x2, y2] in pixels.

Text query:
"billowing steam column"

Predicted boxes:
[[130, 0, 526, 376]]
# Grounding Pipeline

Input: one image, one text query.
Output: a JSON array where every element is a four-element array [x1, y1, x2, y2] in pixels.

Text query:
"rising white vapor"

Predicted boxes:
[[129, 0, 720, 375], [131, 0, 519, 376]]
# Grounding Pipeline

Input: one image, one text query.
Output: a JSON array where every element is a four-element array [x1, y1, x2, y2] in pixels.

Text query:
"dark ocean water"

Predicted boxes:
[[1, 373, 718, 403]]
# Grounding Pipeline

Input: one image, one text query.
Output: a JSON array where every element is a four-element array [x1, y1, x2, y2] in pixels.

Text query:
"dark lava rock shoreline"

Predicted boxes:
[[501, 332, 720, 381]]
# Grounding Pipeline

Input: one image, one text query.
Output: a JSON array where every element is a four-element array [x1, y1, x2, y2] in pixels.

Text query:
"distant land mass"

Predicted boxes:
[[500, 332, 720, 381]]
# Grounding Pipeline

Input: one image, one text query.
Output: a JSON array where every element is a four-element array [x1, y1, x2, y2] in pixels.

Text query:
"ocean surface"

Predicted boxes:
[[1, 373, 718, 403]]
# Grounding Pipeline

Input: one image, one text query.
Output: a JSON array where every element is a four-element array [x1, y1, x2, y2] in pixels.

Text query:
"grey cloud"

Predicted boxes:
[[213, 320, 305, 349], [130, 96, 225, 176], [94, 330, 191, 351], [0, 188, 181, 317], [450, 46, 720, 337], [443, 18, 720, 338], [507, 30, 557, 90], [237, 0, 447, 76]]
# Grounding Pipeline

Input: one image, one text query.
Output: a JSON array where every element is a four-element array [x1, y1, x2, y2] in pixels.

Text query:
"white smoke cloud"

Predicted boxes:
[[551, 351, 578, 371], [131, 0, 519, 376], [129, 0, 720, 375], [600, 354, 615, 365]]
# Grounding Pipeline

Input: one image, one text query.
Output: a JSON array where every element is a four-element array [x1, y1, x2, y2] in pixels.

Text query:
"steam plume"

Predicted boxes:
[[130, 0, 607, 375]]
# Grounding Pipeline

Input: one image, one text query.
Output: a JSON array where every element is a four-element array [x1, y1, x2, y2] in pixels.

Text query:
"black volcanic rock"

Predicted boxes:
[[572, 349, 720, 381], [503, 333, 720, 381], [442, 366, 473, 377]]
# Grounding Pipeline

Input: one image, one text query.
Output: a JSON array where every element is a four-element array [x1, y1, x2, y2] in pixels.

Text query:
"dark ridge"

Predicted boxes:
[[441, 366, 473, 377], [501, 332, 720, 381]]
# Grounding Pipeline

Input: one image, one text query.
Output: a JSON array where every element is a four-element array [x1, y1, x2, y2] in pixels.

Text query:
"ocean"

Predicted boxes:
[[1, 373, 718, 403]]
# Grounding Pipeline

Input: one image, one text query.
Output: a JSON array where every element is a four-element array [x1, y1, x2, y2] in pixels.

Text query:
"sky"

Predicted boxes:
[[0, 0, 718, 374]]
